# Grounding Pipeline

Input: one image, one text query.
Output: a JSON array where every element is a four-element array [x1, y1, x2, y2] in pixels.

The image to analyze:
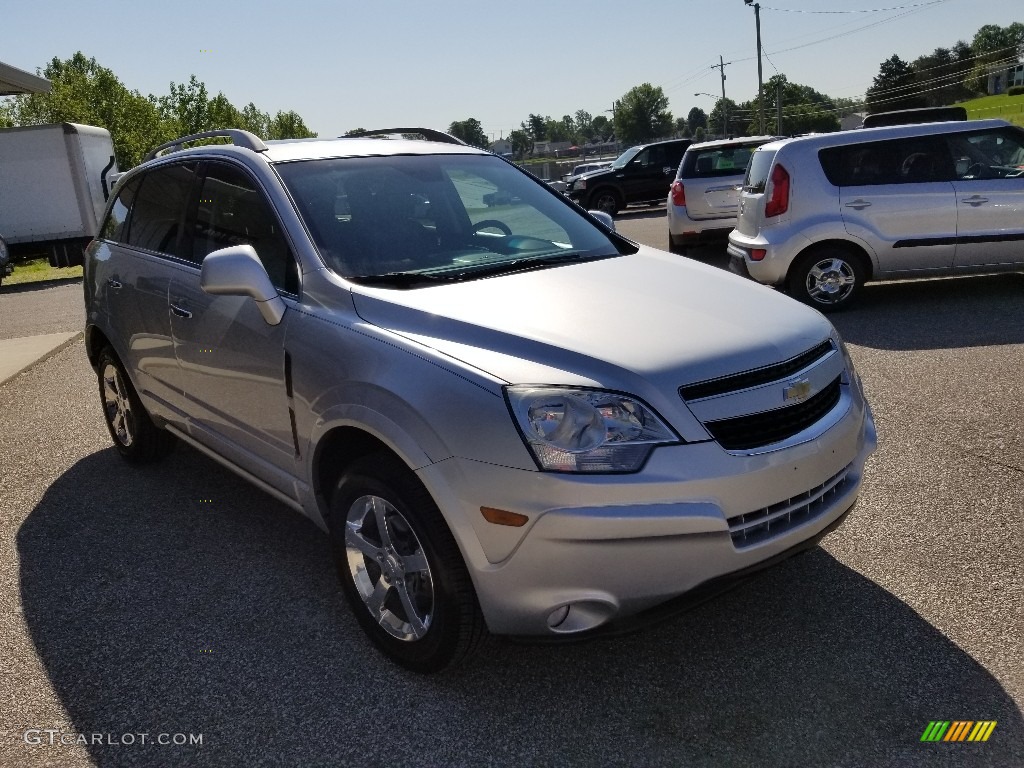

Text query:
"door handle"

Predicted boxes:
[[106, 278, 122, 289], [170, 303, 192, 319], [961, 195, 988, 206], [844, 199, 872, 210]]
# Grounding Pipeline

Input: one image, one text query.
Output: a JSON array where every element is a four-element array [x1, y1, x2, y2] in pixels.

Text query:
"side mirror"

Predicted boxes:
[[588, 210, 616, 232], [200, 245, 286, 326]]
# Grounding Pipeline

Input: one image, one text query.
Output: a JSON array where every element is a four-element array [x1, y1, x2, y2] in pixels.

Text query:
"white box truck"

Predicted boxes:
[[0, 123, 119, 283]]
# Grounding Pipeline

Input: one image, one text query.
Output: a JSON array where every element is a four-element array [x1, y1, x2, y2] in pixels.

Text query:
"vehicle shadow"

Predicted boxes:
[[17, 447, 1023, 767], [828, 273, 1024, 351]]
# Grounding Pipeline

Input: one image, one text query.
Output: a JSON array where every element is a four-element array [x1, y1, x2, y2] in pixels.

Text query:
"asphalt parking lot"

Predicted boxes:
[[1, 223, 1021, 766]]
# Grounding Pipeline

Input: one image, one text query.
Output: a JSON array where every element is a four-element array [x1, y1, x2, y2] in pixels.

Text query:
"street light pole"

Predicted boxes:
[[745, 0, 765, 134]]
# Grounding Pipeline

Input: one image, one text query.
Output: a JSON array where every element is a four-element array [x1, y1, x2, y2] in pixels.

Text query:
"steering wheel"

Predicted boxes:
[[471, 219, 512, 236]]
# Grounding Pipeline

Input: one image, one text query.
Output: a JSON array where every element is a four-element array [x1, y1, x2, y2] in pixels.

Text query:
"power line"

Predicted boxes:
[[760, 0, 948, 13]]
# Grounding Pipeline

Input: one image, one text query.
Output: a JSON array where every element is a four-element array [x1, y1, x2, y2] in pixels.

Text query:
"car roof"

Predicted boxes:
[[761, 119, 1014, 153], [686, 135, 780, 151], [262, 137, 487, 163]]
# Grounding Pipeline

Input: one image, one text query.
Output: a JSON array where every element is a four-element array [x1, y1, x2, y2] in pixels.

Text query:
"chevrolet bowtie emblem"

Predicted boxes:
[[784, 379, 813, 403]]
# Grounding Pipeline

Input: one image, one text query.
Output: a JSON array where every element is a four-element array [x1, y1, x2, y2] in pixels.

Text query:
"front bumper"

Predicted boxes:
[[418, 395, 876, 636]]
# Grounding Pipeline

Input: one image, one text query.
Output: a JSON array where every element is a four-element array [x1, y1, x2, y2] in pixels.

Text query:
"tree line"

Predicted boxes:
[[0, 53, 316, 169], [447, 20, 1024, 158]]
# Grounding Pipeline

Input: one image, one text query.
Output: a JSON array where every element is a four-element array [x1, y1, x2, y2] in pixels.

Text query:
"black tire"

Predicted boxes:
[[787, 246, 866, 312], [96, 347, 175, 463], [587, 188, 621, 217], [328, 452, 488, 673], [667, 235, 687, 255]]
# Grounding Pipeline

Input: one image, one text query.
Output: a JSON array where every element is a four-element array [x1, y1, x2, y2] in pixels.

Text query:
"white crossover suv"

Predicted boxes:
[[83, 127, 876, 672], [728, 119, 1024, 310]]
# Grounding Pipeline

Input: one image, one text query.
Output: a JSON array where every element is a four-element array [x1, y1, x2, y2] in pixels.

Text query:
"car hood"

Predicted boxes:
[[349, 246, 833, 412]]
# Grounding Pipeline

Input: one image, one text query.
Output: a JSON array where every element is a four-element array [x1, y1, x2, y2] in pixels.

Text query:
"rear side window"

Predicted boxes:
[[100, 175, 142, 243], [126, 162, 198, 257], [743, 149, 778, 193], [819, 137, 954, 186]]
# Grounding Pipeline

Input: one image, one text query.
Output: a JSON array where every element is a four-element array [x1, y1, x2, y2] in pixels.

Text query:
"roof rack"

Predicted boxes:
[[144, 129, 269, 162], [339, 127, 466, 146]]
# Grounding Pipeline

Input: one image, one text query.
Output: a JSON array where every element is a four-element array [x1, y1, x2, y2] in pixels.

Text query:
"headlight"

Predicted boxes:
[[574, 179, 586, 191], [834, 333, 862, 394], [505, 386, 679, 473]]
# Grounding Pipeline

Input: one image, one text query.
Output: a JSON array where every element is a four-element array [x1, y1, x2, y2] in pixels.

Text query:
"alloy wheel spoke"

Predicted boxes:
[[345, 525, 381, 560], [371, 497, 395, 550], [365, 579, 390, 616], [393, 580, 428, 639]]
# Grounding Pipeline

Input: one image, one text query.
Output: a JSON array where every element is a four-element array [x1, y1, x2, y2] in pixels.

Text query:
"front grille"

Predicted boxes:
[[704, 377, 842, 451], [729, 464, 852, 549], [681, 340, 834, 401]]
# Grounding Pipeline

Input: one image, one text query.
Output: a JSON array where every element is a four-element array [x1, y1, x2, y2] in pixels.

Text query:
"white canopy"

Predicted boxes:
[[0, 61, 51, 96]]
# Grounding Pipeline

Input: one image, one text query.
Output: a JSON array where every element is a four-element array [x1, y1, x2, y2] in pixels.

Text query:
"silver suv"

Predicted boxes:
[[667, 136, 778, 253], [728, 119, 1024, 310], [84, 127, 875, 672]]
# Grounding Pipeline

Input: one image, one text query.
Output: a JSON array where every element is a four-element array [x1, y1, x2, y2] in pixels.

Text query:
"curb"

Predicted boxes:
[[0, 331, 84, 388], [0, 276, 84, 293]]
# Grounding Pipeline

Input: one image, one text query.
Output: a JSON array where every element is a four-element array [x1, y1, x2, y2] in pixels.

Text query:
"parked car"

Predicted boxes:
[[728, 119, 1024, 310], [566, 139, 692, 215], [667, 136, 778, 253], [566, 161, 611, 179], [84, 127, 875, 672]]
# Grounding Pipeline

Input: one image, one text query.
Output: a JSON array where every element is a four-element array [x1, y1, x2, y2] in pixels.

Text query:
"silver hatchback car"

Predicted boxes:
[[728, 119, 1024, 310], [84, 128, 875, 671]]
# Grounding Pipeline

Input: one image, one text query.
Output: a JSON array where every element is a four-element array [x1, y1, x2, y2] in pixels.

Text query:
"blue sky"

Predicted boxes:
[[4, 0, 1020, 138]]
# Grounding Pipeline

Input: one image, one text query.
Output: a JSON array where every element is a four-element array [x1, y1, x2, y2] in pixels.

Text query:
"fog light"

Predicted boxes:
[[750, 248, 767, 261]]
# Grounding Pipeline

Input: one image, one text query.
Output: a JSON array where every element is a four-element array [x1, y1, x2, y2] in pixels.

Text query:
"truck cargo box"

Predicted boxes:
[[0, 123, 118, 266]]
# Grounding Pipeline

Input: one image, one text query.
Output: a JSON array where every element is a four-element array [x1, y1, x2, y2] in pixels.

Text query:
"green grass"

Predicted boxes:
[[3, 257, 83, 286], [957, 93, 1024, 127]]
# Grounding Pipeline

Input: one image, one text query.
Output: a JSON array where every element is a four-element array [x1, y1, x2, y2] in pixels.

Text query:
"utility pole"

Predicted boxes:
[[776, 81, 783, 136], [745, 0, 766, 134], [711, 56, 730, 137]]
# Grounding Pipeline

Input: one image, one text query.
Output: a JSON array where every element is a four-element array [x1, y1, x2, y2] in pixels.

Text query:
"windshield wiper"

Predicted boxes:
[[440, 250, 612, 280]]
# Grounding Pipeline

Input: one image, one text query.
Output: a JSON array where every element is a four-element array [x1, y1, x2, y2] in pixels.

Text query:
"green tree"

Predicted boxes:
[[912, 46, 975, 106], [686, 107, 707, 132], [614, 83, 672, 143], [574, 109, 594, 141], [268, 110, 316, 139], [343, 127, 369, 137], [525, 113, 547, 141], [448, 117, 490, 149], [752, 74, 839, 135], [969, 23, 1024, 92], [207, 92, 242, 129], [157, 75, 210, 136], [590, 115, 610, 139], [866, 54, 926, 113], [708, 97, 739, 136], [508, 128, 531, 158]]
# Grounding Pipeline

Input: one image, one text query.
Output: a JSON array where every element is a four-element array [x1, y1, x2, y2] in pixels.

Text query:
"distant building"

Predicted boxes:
[[987, 61, 1024, 94], [489, 138, 512, 156]]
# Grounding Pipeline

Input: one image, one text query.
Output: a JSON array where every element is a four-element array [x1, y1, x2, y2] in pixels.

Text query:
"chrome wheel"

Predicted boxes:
[[345, 494, 434, 641], [590, 191, 620, 216], [805, 257, 857, 305], [101, 362, 134, 447]]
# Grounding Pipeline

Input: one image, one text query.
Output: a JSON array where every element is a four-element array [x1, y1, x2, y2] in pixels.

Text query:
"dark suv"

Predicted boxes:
[[566, 138, 691, 215]]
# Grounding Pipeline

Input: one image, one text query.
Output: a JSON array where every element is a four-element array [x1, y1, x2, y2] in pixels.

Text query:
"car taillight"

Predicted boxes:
[[670, 180, 686, 207], [750, 249, 766, 261], [764, 163, 790, 218]]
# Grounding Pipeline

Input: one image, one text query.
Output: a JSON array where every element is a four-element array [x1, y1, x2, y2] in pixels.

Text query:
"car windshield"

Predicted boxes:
[[276, 154, 626, 286], [611, 146, 643, 169]]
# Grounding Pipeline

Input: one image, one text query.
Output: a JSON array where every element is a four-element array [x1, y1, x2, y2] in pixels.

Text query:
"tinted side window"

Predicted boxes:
[[126, 163, 197, 257], [744, 148, 777, 192], [100, 175, 142, 243], [192, 162, 298, 294], [819, 137, 954, 186]]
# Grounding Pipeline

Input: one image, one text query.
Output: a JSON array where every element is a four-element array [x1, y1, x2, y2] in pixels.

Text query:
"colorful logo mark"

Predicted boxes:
[[921, 721, 997, 742]]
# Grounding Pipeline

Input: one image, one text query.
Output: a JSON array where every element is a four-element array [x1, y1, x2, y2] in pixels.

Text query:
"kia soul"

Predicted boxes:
[[84, 128, 876, 672]]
